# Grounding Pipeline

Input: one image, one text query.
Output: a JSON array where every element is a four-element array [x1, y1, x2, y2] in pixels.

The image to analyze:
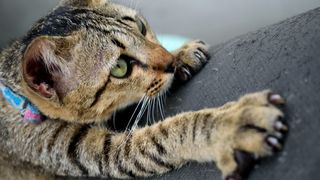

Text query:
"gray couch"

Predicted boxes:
[[144, 7, 320, 180]]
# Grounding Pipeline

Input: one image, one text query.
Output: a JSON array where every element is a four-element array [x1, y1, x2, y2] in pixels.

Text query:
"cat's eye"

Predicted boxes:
[[137, 18, 147, 36], [111, 58, 129, 78]]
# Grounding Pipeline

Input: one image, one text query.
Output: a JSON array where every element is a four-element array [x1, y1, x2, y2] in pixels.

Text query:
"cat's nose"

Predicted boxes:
[[149, 45, 175, 72]]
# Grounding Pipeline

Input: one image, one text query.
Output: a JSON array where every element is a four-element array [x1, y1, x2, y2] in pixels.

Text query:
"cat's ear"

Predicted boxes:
[[60, 0, 108, 8], [22, 36, 74, 100]]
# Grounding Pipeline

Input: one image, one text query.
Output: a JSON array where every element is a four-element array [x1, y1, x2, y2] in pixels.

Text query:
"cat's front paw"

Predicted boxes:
[[215, 90, 288, 180], [173, 40, 210, 81]]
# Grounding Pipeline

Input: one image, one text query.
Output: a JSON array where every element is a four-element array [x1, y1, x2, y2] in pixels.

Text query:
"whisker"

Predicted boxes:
[[151, 98, 156, 124], [130, 97, 148, 130], [161, 92, 167, 117], [158, 94, 165, 120], [112, 110, 117, 130], [146, 98, 151, 125], [164, 91, 168, 105], [125, 95, 145, 132], [118, 96, 148, 150], [128, 98, 149, 138], [155, 95, 159, 120], [132, 98, 149, 128]]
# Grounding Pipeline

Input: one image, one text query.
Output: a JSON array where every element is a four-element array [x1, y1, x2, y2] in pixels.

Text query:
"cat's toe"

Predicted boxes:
[[188, 40, 211, 68], [265, 118, 288, 152], [176, 65, 193, 81], [238, 90, 286, 107], [194, 47, 210, 64]]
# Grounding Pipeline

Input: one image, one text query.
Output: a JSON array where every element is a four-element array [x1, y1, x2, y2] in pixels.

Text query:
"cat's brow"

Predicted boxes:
[[111, 38, 126, 49], [116, 20, 132, 29]]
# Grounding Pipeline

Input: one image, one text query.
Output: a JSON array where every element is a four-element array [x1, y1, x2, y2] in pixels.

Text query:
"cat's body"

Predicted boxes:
[[0, 0, 288, 180]]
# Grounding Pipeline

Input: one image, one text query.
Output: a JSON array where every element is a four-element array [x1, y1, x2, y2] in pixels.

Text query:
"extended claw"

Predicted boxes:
[[269, 94, 285, 105], [194, 48, 211, 63], [274, 120, 289, 132], [266, 136, 283, 151]]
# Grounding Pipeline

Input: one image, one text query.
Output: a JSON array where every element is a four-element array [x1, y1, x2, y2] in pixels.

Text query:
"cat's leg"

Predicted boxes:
[[124, 90, 286, 180], [141, 90, 287, 180], [172, 40, 210, 82], [99, 90, 287, 179], [11, 91, 286, 179]]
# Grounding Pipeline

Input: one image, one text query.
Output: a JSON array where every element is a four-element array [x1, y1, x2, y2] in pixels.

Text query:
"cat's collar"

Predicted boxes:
[[0, 83, 45, 124]]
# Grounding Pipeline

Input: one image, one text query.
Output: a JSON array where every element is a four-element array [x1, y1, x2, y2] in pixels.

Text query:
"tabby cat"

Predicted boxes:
[[0, 0, 288, 179]]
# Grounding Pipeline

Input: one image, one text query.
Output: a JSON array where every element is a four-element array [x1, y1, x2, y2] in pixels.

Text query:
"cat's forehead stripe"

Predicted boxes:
[[22, 7, 129, 46]]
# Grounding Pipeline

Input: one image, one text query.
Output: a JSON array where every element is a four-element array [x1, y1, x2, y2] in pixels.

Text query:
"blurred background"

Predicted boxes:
[[0, 0, 320, 49]]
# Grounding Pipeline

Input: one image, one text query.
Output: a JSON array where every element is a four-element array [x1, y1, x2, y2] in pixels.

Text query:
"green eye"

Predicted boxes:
[[111, 58, 128, 78]]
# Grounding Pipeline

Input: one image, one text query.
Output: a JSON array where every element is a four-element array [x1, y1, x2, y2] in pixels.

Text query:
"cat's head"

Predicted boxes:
[[21, 0, 175, 123]]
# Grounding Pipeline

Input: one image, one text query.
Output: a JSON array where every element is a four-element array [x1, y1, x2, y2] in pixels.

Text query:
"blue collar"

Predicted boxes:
[[0, 83, 45, 124]]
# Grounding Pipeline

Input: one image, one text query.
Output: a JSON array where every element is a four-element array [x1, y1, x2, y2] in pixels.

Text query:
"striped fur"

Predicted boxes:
[[0, 0, 287, 179]]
